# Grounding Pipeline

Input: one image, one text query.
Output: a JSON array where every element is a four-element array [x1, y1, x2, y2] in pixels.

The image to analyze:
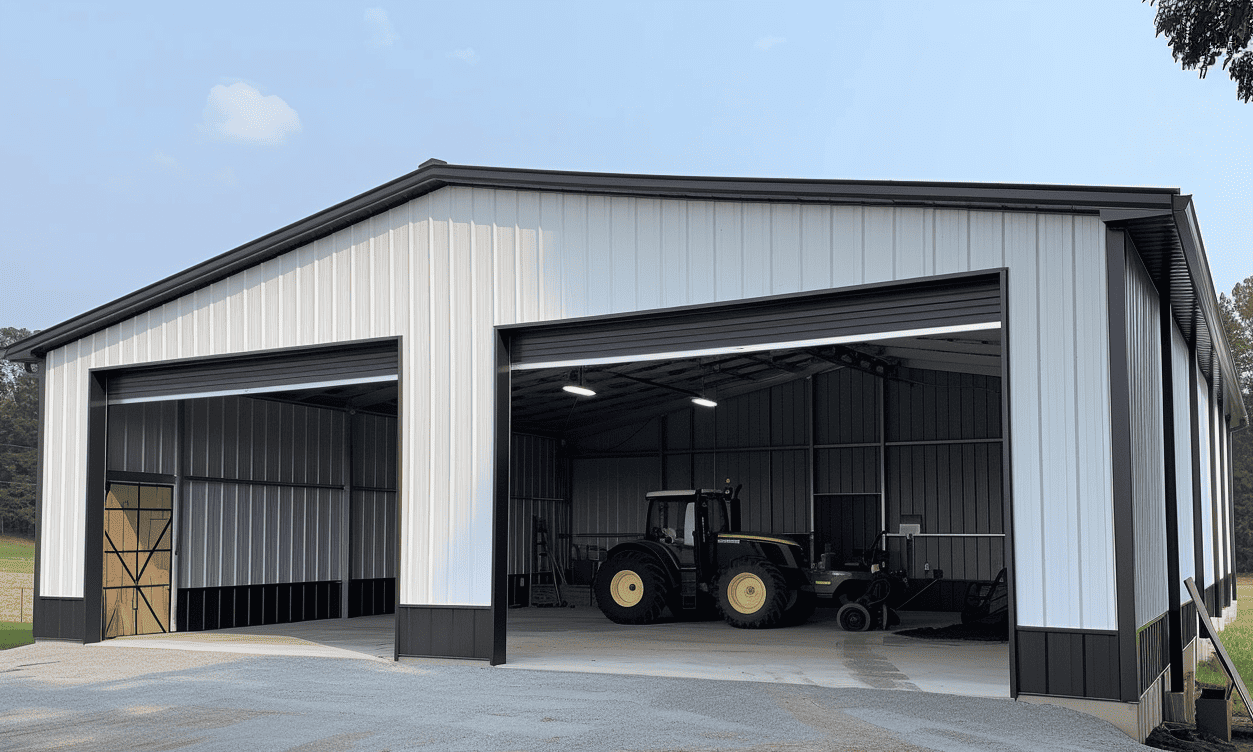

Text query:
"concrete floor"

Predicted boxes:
[[104, 604, 1010, 699]]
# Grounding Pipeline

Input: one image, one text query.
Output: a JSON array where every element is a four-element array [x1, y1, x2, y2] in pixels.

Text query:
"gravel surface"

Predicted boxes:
[[0, 641, 1151, 752]]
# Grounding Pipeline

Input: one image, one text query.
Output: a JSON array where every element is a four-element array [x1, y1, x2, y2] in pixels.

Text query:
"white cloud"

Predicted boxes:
[[364, 7, 398, 48], [202, 82, 302, 145], [449, 47, 478, 64], [755, 35, 786, 51]]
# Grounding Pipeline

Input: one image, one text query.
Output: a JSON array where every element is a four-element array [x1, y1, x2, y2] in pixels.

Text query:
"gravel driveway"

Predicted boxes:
[[0, 641, 1149, 752]]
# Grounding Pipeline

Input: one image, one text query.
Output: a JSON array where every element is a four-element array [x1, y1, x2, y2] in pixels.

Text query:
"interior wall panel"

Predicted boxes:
[[180, 480, 343, 589], [40, 188, 1113, 625], [106, 401, 178, 475]]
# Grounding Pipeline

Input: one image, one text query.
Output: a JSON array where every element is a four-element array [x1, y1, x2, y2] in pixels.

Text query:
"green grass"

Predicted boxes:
[[1197, 577, 1253, 715], [0, 620, 33, 650], [0, 535, 35, 561]]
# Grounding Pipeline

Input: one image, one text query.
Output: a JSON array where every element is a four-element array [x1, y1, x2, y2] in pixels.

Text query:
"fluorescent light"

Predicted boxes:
[[691, 396, 717, 408], [563, 384, 596, 397]]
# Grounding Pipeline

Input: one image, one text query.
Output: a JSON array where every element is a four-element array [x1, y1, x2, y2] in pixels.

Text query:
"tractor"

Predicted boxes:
[[592, 486, 817, 628]]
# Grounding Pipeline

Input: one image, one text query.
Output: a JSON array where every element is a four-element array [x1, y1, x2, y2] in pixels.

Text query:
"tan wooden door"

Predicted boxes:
[[103, 483, 172, 638]]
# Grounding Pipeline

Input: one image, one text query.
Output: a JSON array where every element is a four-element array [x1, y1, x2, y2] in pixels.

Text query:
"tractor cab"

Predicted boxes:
[[644, 489, 736, 568]]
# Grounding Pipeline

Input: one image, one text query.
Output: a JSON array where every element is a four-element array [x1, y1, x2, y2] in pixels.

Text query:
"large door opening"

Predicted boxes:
[[496, 273, 1013, 696], [93, 341, 400, 658]]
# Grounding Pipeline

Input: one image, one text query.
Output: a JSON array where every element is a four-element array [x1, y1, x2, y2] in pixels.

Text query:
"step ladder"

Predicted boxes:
[[531, 516, 567, 608]]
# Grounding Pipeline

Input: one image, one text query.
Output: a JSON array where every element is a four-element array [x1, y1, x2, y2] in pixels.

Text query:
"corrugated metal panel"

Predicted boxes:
[[507, 434, 566, 575], [885, 370, 1001, 442], [1197, 366, 1214, 585], [1171, 321, 1196, 598], [106, 402, 177, 475], [1125, 248, 1169, 627], [185, 397, 346, 486], [39, 189, 1115, 622], [814, 369, 878, 444], [353, 413, 398, 490], [351, 489, 396, 579], [571, 457, 658, 554], [1212, 395, 1225, 582], [180, 480, 342, 588]]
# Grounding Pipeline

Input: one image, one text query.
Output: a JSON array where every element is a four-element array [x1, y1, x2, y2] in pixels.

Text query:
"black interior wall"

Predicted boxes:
[[559, 365, 1004, 587]]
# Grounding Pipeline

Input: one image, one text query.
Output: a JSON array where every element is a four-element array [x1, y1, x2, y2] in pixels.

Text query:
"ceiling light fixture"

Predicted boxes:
[[562, 368, 596, 397], [691, 396, 718, 408]]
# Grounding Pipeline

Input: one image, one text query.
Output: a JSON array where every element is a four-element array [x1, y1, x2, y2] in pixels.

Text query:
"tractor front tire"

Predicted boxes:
[[593, 553, 670, 625], [837, 602, 873, 632], [715, 558, 789, 629]]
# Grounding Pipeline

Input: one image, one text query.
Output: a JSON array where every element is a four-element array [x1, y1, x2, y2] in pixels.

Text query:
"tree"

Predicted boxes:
[[1219, 278, 1253, 571], [1148, 0, 1253, 102], [0, 328, 37, 538]]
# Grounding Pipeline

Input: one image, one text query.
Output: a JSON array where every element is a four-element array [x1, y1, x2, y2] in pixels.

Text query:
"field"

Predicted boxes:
[[0, 535, 35, 641], [1197, 575, 1253, 716]]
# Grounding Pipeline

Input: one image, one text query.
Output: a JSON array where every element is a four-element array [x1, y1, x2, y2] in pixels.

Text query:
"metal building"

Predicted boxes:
[[4, 161, 1245, 741]]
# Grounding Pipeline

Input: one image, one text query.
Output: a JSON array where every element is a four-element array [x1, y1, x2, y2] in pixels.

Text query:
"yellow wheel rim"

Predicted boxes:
[[610, 570, 644, 607], [727, 572, 767, 614]]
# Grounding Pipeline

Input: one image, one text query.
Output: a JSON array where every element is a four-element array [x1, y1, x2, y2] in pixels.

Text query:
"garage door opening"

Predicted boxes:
[[93, 342, 400, 659], [498, 275, 1012, 696]]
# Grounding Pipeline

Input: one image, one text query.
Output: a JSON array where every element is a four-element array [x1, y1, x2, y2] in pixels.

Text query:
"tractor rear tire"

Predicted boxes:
[[837, 602, 873, 632], [593, 553, 670, 625], [715, 558, 789, 629], [781, 588, 817, 626]]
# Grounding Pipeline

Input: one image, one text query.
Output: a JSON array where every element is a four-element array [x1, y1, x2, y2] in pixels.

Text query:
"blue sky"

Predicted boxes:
[[2, 1, 1249, 331]]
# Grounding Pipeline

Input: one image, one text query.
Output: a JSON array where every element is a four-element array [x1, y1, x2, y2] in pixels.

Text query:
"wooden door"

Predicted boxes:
[[103, 483, 172, 638]]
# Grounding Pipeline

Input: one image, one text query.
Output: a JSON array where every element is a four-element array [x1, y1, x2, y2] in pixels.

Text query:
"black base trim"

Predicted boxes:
[[348, 578, 396, 617], [33, 597, 85, 641], [396, 605, 492, 660], [1016, 628, 1121, 700], [176, 581, 341, 632]]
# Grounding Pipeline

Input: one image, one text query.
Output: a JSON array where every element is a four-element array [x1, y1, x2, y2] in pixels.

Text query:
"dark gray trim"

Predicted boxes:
[[182, 475, 346, 491], [396, 605, 493, 660], [1105, 228, 1140, 703], [1, 161, 1185, 365], [31, 360, 49, 638], [83, 372, 107, 644], [492, 330, 510, 665], [104, 340, 399, 405], [107, 471, 177, 486], [393, 336, 405, 662], [509, 273, 1001, 368], [999, 268, 1019, 699], [33, 597, 86, 641], [1159, 296, 1184, 694], [1015, 628, 1122, 700]]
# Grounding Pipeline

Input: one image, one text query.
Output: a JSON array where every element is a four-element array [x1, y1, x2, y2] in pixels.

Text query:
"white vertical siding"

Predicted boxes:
[[1213, 396, 1226, 583], [1197, 366, 1215, 586], [40, 190, 1117, 628], [1171, 321, 1196, 597], [1125, 251, 1169, 627]]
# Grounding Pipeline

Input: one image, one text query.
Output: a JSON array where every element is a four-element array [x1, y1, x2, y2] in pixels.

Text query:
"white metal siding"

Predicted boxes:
[[1197, 366, 1215, 586], [1125, 251, 1169, 627], [39, 191, 1117, 628], [1171, 320, 1195, 598], [1213, 396, 1226, 583]]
